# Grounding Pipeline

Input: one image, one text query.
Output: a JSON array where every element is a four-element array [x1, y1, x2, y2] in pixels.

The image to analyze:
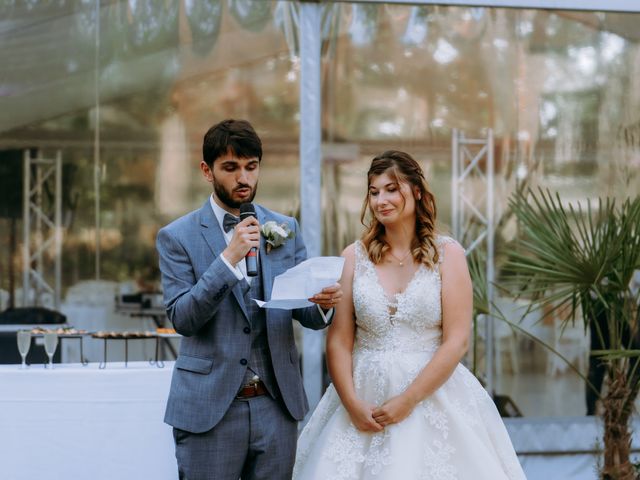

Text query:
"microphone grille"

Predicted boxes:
[[239, 203, 256, 218]]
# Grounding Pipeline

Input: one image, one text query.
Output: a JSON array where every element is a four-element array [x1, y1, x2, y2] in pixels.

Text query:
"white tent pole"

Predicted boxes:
[[299, 1, 324, 416]]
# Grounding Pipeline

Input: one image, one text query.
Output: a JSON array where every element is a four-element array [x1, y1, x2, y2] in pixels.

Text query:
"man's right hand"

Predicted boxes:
[[222, 216, 260, 266]]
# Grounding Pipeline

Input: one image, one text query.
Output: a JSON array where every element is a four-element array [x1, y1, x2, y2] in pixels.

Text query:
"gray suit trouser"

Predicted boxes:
[[173, 395, 298, 480]]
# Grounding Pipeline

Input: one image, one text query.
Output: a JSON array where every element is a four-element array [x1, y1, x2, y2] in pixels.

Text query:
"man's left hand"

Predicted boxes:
[[309, 283, 343, 311]]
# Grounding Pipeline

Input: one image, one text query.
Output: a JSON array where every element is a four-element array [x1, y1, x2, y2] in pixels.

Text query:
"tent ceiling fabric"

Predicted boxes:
[[0, 2, 637, 137]]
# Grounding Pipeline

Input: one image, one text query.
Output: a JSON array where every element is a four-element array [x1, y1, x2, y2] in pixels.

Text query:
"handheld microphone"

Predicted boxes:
[[239, 203, 258, 277]]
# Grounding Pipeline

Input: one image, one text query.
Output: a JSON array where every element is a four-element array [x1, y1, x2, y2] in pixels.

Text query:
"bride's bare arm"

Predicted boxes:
[[327, 244, 383, 433], [373, 241, 472, 426]]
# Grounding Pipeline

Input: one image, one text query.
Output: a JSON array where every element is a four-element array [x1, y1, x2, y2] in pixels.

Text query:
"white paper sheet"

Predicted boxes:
[[254, 256, 345, 310]]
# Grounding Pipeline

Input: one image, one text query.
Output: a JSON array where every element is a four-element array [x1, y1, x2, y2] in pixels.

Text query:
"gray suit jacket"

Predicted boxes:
[[157, 200, 329, 434]]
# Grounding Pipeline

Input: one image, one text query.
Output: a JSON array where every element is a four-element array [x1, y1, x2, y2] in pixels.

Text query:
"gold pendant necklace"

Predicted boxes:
[[388, 250, 412, 267]]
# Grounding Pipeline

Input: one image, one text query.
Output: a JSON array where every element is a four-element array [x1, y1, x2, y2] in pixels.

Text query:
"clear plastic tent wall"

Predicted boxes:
[[1, 5, 640, 475]]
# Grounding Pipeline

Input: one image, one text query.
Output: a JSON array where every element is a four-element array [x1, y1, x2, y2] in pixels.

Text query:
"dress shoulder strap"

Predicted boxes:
[[435, 235, 463, 265], [353, 240, 372, 275]]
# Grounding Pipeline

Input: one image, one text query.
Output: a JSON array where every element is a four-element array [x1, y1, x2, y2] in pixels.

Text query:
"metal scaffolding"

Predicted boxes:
[[451, 129, 495, 393], [22, 149, 63, 310]]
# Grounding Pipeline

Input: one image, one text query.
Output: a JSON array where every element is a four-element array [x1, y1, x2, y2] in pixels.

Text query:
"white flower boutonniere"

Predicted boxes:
[[261, 220, 295, 253]]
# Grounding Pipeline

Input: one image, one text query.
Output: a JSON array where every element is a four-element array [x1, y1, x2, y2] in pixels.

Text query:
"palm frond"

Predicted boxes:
[[503, 189, 640, 334], [590, 349, 640, 360]]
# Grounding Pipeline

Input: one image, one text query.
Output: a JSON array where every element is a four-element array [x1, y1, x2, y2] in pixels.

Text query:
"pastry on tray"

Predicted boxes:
[[92, 331, 155, 339], [156, 327, 176, 334], [30, 326, 88, 335]]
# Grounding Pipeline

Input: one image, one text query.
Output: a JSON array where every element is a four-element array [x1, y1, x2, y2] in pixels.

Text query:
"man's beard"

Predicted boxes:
[[213, 179, 257, 209]]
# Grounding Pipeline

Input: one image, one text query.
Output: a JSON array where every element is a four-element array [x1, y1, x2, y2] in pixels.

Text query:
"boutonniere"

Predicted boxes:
[[261, 220, 295, 253]]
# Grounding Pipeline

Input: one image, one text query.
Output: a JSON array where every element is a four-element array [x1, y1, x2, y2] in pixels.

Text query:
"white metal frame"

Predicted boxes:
[[22, 150, 63, 310]]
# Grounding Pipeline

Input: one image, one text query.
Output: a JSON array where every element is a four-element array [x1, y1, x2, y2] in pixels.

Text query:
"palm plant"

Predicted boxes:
[[502, 188, 640, 480]]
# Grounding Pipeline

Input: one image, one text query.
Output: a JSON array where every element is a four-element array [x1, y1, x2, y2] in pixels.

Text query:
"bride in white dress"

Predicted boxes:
[[293, 151, 526, 480]]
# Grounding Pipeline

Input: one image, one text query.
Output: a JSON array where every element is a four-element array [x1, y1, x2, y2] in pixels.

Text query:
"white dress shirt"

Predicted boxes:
[[208, 195, 333, 322], [209, 195, 250, 282]]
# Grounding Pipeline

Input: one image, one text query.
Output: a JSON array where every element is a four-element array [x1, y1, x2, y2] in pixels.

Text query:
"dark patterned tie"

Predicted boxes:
[[223, 213, 239, 233]]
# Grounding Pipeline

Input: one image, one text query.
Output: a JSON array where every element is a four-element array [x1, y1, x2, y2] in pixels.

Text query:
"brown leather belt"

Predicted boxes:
[[236, 380, 268, 399]]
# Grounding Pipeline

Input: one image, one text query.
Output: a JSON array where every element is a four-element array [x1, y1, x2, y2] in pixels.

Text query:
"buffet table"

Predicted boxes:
[[3, 359, 638, 480], [0, 362, 177, 480]]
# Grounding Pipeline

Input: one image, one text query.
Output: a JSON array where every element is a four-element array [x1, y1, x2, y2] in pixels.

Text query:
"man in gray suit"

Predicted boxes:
[[157, 119, 341, 480]]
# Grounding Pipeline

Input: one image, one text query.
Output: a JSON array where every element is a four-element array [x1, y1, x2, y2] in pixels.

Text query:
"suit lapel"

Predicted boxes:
[[199, 201, 249, 322]]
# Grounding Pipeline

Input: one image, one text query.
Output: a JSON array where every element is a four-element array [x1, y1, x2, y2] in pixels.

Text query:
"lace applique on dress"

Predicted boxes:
[[421, 440, 458, 480], [435, 234, 460, 264], [320, 424, 367, 480], [364, 430, 392, 474], [421, 399, 450, 438], [320, 423, 393, 480]]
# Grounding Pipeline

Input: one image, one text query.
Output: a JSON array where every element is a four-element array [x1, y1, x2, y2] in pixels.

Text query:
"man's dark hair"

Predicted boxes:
[[202, 119, 262, 168]]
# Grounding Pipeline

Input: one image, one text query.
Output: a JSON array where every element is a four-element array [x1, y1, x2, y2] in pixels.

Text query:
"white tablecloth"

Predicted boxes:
[[0, 362, 177, 480], [2, 360, 633, 480]]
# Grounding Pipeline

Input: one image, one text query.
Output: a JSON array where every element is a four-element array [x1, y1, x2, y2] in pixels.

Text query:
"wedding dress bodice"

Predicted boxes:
[[352, 237, 452, 354]]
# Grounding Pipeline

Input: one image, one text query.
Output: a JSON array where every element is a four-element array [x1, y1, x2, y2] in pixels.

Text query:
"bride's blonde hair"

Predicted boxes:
[[360, 150, 439, 268]]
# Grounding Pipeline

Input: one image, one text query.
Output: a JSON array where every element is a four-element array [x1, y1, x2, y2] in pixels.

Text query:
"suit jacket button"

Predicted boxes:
[[243, 327, 251, 334], [240, 358, 248, 366]]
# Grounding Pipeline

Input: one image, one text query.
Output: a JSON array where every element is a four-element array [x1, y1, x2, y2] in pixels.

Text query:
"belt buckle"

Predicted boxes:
[[237, 377, 260, 399], [248, 375, 260, 395], [248, 378, 260, 395]]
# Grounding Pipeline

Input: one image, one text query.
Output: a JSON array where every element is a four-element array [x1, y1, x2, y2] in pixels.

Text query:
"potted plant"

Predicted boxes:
[[502, 188, 640, 480]]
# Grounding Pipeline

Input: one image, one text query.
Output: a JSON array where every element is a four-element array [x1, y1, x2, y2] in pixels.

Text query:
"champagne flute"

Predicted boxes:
[[16, 330, 31, 369], [43, 332, 58, 369]]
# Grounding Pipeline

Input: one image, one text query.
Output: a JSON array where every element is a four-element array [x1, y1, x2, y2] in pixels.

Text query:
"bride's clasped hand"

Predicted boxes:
[[371, 393, 418, 427], [344, 398, 383, 433], [345, 393, 417, 432]]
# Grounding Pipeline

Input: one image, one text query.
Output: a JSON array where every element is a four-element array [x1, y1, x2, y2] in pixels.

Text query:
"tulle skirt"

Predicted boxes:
[[293, 349, 526, 480]]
